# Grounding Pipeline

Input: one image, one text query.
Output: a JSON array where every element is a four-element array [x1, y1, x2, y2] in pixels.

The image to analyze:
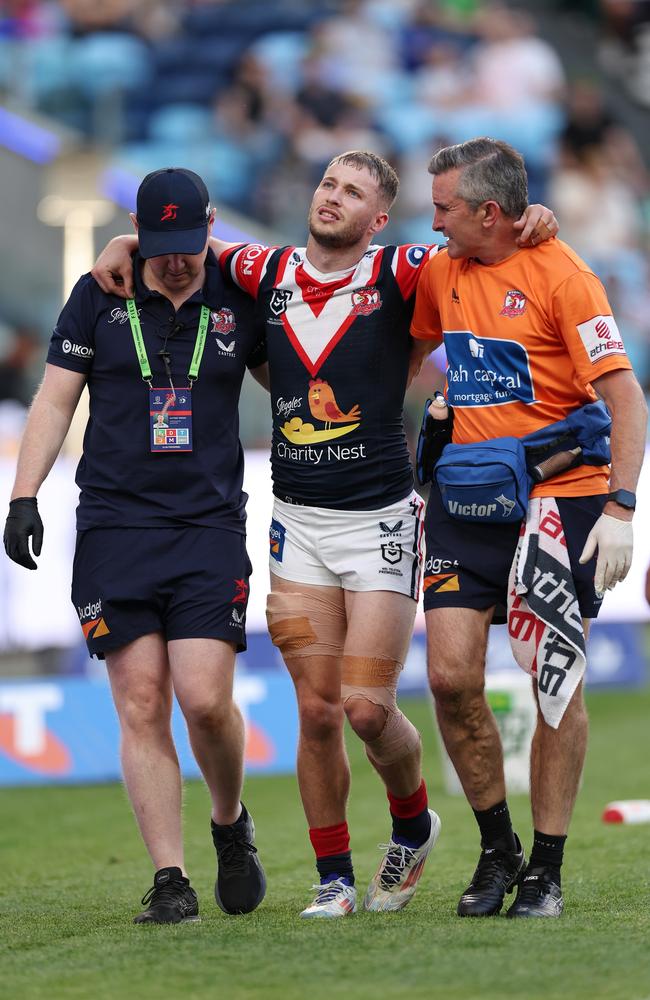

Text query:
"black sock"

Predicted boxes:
[[391, 807, 432, 847], [473, 799, 516, 852], [529, 830, 566, 880], [316, 851, 354, 886], [211, 803, 246, 834]]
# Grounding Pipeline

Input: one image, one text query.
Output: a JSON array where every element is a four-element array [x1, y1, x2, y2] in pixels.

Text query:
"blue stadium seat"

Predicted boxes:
[[249, 32, 310, 91], [147, 104, 214, 144], [68, 33, 153, 99]]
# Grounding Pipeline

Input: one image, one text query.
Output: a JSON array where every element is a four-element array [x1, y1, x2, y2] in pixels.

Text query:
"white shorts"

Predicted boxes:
[[269, 492, 425, 598]]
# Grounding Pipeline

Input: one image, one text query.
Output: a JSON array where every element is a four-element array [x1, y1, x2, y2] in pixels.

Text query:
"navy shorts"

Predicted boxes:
[[423, 486, 607, 623], [71, 526, 252, 658]]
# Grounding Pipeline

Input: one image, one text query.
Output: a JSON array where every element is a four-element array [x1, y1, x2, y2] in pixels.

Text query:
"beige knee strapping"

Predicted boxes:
[[364, 708, 421, 766], [266, 590, 346, 658], [341, 654, 420, 765]]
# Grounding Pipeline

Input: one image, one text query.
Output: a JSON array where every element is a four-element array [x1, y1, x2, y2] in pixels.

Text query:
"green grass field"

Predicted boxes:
[[1, 688, 649, 1000]]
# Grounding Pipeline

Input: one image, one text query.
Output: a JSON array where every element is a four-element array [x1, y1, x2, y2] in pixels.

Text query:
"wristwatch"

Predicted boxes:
[[606, 489, 636, 510]]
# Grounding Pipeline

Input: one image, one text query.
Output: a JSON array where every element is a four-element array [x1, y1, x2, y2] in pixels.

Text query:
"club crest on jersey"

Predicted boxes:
[[270, 288, 293, 316], [351, 286, 382, 316], [500, 289, 527, 318], [211, 308, 236, 335]]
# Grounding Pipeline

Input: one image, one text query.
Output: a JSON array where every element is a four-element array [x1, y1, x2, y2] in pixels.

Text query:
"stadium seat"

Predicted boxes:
[[147, 104, 214, 144], [249, 31, 310, 92]]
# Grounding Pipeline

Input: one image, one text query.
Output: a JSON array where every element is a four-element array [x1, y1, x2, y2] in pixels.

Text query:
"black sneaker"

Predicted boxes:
[[457, 834, 526, 916], [212, 805, 266, 915], [133, 866, 200, 924], [506, 865, 564, 918]]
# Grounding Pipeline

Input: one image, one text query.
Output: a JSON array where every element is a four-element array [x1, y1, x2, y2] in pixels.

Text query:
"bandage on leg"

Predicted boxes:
[[341, 655, 420, 766], [266, 588, 346, 659]]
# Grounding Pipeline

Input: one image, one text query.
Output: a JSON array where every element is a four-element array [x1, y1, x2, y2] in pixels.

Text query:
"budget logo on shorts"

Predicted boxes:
[[500, 289, 527, 318], [269, 518, 286, 562], [76, 597, 110, 640], [351, 286, 382, 316], [381, 542, 402, 565]]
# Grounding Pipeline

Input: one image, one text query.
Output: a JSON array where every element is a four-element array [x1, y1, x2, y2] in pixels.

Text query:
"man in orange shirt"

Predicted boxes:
[[411, 137, 647, 918]]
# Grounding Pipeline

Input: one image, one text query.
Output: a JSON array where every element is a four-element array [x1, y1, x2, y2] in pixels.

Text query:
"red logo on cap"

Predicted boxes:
[[161, 203, 179, 222]]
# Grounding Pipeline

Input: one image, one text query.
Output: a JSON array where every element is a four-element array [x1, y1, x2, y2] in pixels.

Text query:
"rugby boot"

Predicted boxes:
[[457, 834, 525, 916], [364, 809, 441, 912], [300, 876, 357, 918], [133, 866, 200, 924], [506, 865, 564, 918], [212, 804, 266, 914]]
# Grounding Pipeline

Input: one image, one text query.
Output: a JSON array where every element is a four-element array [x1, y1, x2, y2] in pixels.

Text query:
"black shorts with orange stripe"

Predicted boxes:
[[422, 485, 606, 623], [72, 526, 252, 657]]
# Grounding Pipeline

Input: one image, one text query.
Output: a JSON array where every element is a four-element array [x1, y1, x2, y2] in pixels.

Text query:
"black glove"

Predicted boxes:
[[415, 394, 454, 487], [4, 497, 43, 570]]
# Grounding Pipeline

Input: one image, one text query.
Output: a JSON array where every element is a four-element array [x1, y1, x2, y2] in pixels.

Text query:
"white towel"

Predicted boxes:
[[507, 497, 586, 729]]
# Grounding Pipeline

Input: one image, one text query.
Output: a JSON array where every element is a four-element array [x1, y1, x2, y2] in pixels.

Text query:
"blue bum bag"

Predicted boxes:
[[434, 401, 611, 525], [435, 437, 530, 523]]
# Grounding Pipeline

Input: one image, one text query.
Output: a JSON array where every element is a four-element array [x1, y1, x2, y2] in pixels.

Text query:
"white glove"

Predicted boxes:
[[579, 513, 633, 597]]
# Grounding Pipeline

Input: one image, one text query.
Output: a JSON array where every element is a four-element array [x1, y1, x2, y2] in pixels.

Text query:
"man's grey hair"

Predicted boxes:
[[428, 137, 528, 218], [326, 150, 399, 209]]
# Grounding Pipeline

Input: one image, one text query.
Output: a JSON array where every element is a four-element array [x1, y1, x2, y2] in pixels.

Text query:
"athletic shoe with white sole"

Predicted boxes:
[[363, 809, 441, 912], [506, 865, 564, 918], [300, 878, 357, 918]]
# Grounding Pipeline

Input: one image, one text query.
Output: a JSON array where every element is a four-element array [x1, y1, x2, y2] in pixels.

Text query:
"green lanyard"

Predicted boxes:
[[126, 299, 210, 387]]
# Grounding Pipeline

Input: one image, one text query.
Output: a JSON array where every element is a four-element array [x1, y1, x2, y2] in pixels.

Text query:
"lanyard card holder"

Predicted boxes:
[[150, 387, 192, 452]]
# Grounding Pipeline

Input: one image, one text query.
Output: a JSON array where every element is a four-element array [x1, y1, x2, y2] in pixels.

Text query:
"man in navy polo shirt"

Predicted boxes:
[[4, 168, 269, 924]]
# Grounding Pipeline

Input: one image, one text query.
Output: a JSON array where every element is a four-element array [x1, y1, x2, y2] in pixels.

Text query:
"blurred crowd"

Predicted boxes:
[[0, 0, 649, 438]]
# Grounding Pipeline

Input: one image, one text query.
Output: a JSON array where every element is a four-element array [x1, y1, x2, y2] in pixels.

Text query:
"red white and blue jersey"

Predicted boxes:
[[225, 242, 438, 510]]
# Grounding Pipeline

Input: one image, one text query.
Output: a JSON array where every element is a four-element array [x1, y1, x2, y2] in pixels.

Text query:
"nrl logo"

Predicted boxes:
[[269, 288, 293, 316], [381, 543, 403, 565]]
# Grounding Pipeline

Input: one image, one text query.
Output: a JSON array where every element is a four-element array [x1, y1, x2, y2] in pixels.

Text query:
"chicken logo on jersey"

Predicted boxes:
[[279, 379, 361, 444], [308, 379, 360, 428]]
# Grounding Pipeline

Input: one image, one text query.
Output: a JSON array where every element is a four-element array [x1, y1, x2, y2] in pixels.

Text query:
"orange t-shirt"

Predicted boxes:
[[410, 239, 631, 497]]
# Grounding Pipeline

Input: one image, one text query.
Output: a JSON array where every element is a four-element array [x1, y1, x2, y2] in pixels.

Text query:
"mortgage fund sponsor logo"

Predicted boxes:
[[443, 331, 535, 407]]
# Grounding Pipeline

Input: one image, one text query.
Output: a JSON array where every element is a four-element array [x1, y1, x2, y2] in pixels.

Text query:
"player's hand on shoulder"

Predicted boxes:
[[514, 205, 558, 247], [91, 236, 137, 298]]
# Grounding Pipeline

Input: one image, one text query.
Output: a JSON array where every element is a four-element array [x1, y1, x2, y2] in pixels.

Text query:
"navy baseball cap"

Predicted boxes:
[[136, 167, 211, 259]]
